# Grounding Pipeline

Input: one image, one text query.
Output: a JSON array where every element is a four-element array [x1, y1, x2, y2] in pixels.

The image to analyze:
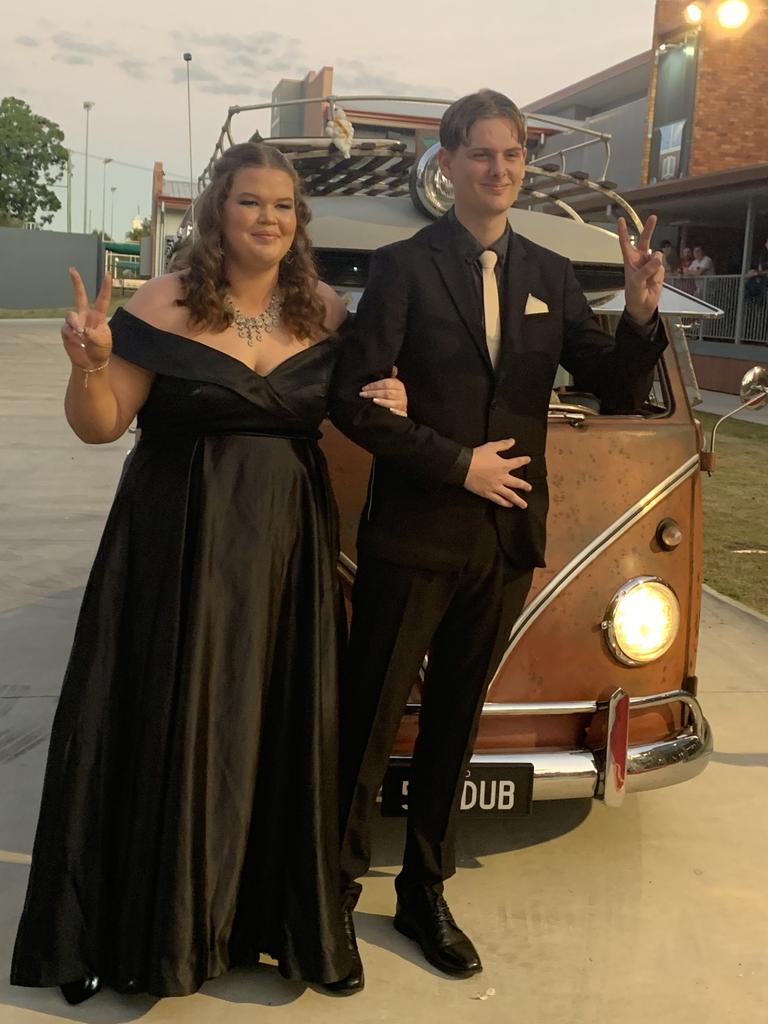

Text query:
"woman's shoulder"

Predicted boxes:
[[124, 274, 187, 331]]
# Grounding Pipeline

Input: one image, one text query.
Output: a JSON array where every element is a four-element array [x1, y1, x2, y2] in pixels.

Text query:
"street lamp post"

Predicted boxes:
[[82, 101, 95, 234], [110, 186, 117, 239], [101, 157, 113, 239], [66, 150, 72, 233], [183, 52, 195, 231]]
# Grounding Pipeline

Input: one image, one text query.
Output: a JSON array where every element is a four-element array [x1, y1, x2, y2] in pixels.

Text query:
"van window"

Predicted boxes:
[[553, 311, 672, 417]]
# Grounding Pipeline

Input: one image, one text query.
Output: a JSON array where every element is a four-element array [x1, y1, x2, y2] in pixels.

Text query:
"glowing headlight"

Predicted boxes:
[[602, 577, 680, 666], [410, 142, 454, 219]]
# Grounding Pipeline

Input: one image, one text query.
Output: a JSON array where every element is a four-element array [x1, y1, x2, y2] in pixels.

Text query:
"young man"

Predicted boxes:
[[327, 90, 666, 994]]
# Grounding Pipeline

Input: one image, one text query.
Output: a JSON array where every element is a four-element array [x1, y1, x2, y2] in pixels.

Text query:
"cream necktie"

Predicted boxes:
[[479, 249, 501, 369]]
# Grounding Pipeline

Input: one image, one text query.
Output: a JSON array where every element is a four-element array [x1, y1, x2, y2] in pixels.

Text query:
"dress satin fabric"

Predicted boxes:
[[11, 308, 352, 996]]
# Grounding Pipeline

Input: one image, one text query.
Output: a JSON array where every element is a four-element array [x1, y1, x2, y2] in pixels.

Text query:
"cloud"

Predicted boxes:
[[16, 36, 39, 48], [332, 59, 448, 97], [169, 62, 259, 97], [171, 63, 219, 85], [198, 79, 256, 96], [179, 30, 302, 56], [120, 59, 150, 80], [52, 53, 93, 66], [162, 29, 307, 103], [172, 30, 305, 75], [231, 52, 271, 72], [52, 31, 124, 58]]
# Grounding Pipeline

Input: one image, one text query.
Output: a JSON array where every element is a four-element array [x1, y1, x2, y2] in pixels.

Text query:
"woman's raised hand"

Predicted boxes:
[[62, 268, 113, 370]]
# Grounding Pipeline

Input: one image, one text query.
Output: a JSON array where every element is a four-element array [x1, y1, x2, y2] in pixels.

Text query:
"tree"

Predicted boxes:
[[126, 217, 151, 242], [0, 97, 67, 227]]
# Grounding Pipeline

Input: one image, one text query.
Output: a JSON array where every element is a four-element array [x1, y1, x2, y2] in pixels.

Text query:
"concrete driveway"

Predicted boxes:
[[1, 320, 766, 1024]]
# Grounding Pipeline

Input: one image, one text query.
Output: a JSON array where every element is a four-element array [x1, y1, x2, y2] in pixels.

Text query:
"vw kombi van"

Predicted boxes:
[[180, 95, 767, 816]]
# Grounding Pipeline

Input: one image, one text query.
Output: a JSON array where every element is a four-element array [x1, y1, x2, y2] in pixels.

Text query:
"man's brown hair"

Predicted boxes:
[[440, 89, 527, 151]]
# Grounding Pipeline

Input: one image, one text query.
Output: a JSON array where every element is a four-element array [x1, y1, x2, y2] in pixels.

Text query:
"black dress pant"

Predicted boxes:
[[338, 515, 533, 903]]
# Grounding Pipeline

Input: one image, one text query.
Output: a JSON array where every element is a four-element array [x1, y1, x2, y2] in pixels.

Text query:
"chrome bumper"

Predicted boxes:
[[398, 689, 712, 805]]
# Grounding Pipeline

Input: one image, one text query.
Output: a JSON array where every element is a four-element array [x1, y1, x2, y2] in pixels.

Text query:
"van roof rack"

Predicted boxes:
[[190, 95, 644, 232]]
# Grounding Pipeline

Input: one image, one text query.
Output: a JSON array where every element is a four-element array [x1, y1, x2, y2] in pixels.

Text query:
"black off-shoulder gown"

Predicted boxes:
[[11, 309, 352, 996]]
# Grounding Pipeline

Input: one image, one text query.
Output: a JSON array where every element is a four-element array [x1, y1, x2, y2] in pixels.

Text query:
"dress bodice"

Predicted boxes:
[[110, 308, 341, 439]]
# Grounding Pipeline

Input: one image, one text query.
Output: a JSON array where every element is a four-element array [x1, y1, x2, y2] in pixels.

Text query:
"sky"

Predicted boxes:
[[3, 0, 658, 239]]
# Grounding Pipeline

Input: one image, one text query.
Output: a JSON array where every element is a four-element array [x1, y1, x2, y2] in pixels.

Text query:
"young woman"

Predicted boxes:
[[11, 143, 406, 1002]]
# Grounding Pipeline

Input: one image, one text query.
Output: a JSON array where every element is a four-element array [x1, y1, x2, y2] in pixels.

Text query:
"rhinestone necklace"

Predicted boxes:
[[225, 292, 284, 346]]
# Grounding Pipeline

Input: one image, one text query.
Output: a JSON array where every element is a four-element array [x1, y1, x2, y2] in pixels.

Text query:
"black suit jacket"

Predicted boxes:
[[329, 213, 667, 572]]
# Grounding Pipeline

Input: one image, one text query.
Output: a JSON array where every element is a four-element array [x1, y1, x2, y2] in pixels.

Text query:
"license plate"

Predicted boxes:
[[380, 764, 534, 817]]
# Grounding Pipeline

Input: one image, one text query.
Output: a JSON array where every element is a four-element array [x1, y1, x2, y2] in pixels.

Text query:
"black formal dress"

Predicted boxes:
[[11, 309, 352, 997]]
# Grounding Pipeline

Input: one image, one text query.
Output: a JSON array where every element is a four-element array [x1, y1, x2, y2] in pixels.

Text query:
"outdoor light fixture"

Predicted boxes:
[[716, 0, 750, 28], [685, 2, 704, 22], [684, 0, 751, 28]]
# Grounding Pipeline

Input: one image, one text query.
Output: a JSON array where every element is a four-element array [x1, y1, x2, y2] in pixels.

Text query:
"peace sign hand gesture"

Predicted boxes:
[[617, 214, 665, 326], [62, 267, 113, 370]]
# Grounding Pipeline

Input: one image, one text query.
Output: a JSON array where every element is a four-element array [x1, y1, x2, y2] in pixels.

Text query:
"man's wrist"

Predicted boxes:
[[445, 445, 473, 486], [625, 307, 657, 326], [623, 308, 659, 339]]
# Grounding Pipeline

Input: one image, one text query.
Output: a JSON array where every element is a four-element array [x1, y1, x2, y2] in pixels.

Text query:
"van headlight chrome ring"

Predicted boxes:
[[601, 576, 680, 666], [409, 142, 454, 219]]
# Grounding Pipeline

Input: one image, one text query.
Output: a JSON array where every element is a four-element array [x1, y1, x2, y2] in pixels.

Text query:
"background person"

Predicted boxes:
[[660, 239, 680, 275], [746, 237, 768, 303], [686, 244, 715, 298]]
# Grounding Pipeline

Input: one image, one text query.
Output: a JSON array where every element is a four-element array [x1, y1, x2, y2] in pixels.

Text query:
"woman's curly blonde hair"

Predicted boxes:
[[176, 142, 327, 340]]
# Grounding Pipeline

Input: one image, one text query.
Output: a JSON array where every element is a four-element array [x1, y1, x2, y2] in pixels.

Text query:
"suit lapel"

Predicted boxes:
[[428, 218, 493, 372], [498, 232, 533, 373]]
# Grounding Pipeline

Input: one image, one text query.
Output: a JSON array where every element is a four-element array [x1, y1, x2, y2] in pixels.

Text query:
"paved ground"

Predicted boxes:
[[1, 321, 767, 1024], [698, 388, 768, 425]]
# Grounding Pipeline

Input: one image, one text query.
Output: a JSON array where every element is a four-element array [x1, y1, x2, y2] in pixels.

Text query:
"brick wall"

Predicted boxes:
[[691, 11, 768, 174], [643, 1, 768, 182]]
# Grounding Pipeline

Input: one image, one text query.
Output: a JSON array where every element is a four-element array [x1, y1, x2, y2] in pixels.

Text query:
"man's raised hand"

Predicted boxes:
[[617, 214, 665, 326]]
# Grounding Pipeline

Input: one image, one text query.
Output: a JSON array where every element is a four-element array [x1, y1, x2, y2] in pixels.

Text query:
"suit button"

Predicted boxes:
[[490, 400, 499, 410]]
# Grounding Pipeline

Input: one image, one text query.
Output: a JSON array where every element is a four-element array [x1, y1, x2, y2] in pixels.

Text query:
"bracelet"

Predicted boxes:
[[82, 358, 110, 389]]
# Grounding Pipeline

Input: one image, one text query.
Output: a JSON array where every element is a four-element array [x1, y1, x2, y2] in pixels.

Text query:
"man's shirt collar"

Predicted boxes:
[[446, 206, 510, 266]]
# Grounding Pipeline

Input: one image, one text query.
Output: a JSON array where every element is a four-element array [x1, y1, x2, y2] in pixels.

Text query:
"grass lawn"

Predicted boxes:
[[0, 296, 130, 319], [697, 411, 768, 616]]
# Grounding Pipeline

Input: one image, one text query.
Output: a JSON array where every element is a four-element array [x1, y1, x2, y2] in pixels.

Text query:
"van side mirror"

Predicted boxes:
[[739, 366, 768, 411], [700, 366, 768, 475]]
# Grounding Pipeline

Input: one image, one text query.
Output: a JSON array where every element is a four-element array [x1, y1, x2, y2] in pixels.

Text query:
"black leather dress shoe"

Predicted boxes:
[[60, 975, 102, 1005], [321, 907, 365, 996], [394, 887, 482, 977]]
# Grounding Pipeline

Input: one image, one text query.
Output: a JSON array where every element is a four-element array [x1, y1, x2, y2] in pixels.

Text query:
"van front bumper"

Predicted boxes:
[[397, 688, 712, 805]]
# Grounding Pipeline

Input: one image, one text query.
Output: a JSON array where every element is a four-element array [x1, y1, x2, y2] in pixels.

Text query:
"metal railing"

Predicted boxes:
[[200, 94, 614, 191], [105, 251, 141, 279], [668, 274, 768, 345]]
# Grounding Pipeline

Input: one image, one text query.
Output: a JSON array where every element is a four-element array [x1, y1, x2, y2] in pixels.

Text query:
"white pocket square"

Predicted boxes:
[[524, 295, 549, 315]]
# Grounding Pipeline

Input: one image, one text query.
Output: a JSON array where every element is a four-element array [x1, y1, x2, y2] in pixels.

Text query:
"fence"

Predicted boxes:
[[0, 228, 102, 309], [668, 274, 768, 345], [104, 250, 141, 280]]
